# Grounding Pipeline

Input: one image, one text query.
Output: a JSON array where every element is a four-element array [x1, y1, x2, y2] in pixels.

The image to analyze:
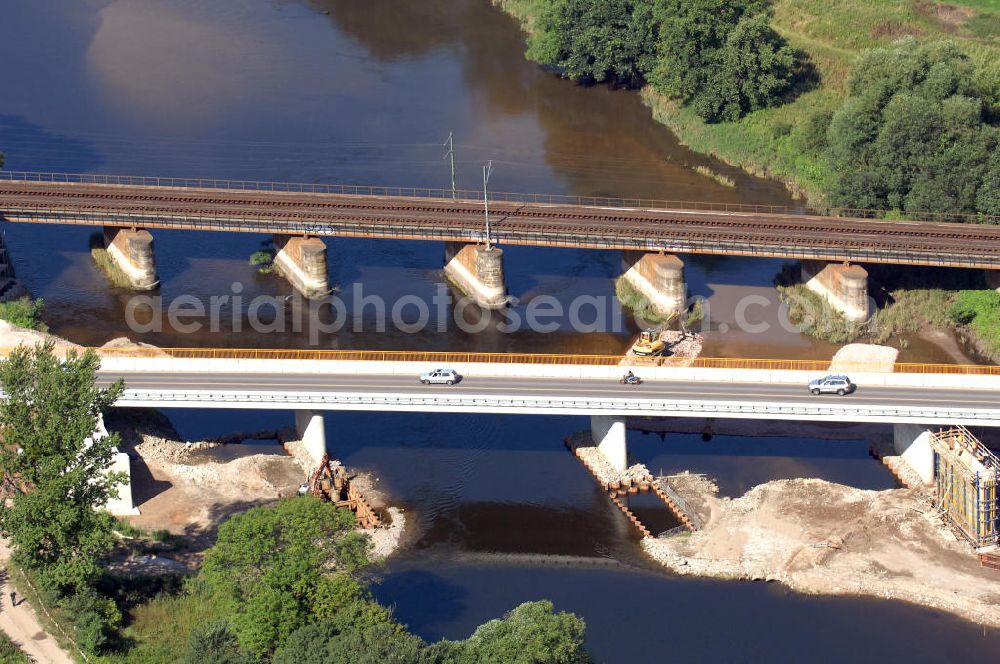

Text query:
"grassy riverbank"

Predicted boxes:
[[494, 0, 1000, 205]]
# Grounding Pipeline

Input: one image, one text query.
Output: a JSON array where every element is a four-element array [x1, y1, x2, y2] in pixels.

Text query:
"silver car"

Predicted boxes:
[[808, 375, 855, 396], [420, 368, 460, 385]]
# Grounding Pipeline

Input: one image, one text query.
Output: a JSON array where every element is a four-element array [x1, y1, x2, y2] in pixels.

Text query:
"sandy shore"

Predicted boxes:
[[642, 476, 1000, 628]]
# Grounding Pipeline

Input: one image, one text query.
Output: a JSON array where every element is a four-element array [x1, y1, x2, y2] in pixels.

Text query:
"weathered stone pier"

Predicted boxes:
[[801, 259, 870, 322], [443, 241, 508, 309], [103, 227, 158, 290], [273, 234, 330, 299], [621, 251, 686, 317]]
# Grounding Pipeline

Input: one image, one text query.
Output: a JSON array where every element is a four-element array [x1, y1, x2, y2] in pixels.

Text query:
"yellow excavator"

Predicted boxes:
[[631, 330, 667, 356]]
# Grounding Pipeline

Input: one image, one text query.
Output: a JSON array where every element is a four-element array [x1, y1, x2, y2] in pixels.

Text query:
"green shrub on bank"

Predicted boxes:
[[0, 297, 44, 330], [950, 289, 1000, 357]]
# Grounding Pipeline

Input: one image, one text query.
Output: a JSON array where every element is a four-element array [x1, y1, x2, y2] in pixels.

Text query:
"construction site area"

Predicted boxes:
[[566, 419, 1000, 628], [105, 409, 405, 562]]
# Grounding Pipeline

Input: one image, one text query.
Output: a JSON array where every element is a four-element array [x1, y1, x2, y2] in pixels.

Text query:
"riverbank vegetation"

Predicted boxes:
[[0, 344, 591, 663], [496, 1, 1000, 213], [97, 499, 589, 663], [0, 297, 45, 331], [775, 263, 1000, 359]]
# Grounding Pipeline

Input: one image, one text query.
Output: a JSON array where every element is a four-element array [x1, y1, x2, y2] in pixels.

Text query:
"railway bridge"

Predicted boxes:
[[3, 171, 1000, 319]]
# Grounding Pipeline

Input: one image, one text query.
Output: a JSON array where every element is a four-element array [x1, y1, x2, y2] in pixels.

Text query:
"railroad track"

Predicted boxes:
[[3, 180, 1000, 266]]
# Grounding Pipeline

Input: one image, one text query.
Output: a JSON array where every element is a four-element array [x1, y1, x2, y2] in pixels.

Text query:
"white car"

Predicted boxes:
[[420, 368, 460, 385], [808, 375, 856, 396]]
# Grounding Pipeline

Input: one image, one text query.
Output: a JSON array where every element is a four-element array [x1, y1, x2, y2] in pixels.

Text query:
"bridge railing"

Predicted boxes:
[[3, 170, 998, 225], [2, 346, 997, 375]]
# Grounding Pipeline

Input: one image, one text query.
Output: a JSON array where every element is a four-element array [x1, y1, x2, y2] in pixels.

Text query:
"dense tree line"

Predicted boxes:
[[525, 0, 798, 122], [519, 2, 1000, 217], [811, 38, 1000, 216]]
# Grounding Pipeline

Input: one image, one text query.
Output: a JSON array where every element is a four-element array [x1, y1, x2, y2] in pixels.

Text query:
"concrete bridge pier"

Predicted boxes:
[[591, 415, 627, 473], [800, 260, 870, 322], [295, 410, 327, 468], [892, 423, 935, 485], [104, 227, 157, 290], [443, 242, 508, 309], [985, 270, 1000, 291], [273, 234, 329, 299], [621, 251, 686, 317]]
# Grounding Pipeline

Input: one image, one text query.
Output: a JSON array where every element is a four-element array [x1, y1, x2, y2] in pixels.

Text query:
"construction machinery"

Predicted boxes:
[[630, 330, 667, 357], [308, 453, 383, 529]]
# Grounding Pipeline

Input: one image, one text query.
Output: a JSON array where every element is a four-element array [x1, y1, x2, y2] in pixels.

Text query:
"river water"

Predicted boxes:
[[3, 1, 999, 659]]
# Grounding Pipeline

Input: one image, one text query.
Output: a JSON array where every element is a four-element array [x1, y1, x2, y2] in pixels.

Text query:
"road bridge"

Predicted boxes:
[[3, 172, 1000, 318], [5, 346, 994, 513], [83, 350, 1000, 481]]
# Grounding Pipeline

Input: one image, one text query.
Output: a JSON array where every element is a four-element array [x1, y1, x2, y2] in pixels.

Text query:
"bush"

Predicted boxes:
[[182, 621, 248, 664], [651, 0, 796, 122], [59, 587, 122, 655], [689, 12, 797, 122], [0, 297, 44, 330]]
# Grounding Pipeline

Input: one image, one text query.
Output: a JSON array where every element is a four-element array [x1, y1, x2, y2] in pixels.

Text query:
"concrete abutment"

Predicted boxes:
[[590, 415, 627, 473], [295, 410, 327, 468], [273, 234, 330, 299], [892, 423, 935, 486], [103, 227, 158, 290], [800, 260, 871, 323], [443, 241, 508, 309], [621, 251, 686, 317]]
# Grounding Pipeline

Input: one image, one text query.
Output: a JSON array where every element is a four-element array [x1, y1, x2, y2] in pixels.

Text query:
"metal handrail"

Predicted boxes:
[[1, 346, 997, 375], [2, 170, 998, 225]]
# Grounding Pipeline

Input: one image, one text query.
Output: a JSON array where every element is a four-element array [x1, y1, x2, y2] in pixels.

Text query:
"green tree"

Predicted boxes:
[[0, 343, 125, 591], [459, 601, 589, 664], [978, 149, 1000, 215], [651, 0, 785, 122], [692, 12, 796, 122], [200, 497, 371, 657], [825, 38, 1000, 215], [320, 624, 429, 664], [527, 0, 657, 86]]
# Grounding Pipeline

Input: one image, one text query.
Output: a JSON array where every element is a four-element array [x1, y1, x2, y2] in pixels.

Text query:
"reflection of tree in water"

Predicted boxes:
[[309, 0, 465, 62], [307, 0, 797, 205]]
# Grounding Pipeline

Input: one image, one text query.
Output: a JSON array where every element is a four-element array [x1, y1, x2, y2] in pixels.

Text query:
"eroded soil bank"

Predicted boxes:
[[643, 475, 1000, 628]]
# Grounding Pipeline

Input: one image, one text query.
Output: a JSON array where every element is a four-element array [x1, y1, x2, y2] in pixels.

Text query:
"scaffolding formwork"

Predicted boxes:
[[930, 427, 1000, 547]]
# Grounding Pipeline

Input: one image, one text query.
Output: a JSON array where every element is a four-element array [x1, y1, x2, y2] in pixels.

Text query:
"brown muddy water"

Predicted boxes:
[[4, 0, 999, 659], [0, 0, 981, 363]]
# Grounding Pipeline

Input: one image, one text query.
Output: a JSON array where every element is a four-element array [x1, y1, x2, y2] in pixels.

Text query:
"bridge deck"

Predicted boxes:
[[3, 177, 1000, 267]]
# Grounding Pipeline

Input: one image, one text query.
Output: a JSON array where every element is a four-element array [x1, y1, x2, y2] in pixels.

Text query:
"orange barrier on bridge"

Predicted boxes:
[[2, 346, 997, 375]]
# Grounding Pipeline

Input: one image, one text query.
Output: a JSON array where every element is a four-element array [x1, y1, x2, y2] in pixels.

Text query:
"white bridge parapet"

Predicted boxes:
[[98, 356, 1000, 392], [91, 357, 1000, 427]]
